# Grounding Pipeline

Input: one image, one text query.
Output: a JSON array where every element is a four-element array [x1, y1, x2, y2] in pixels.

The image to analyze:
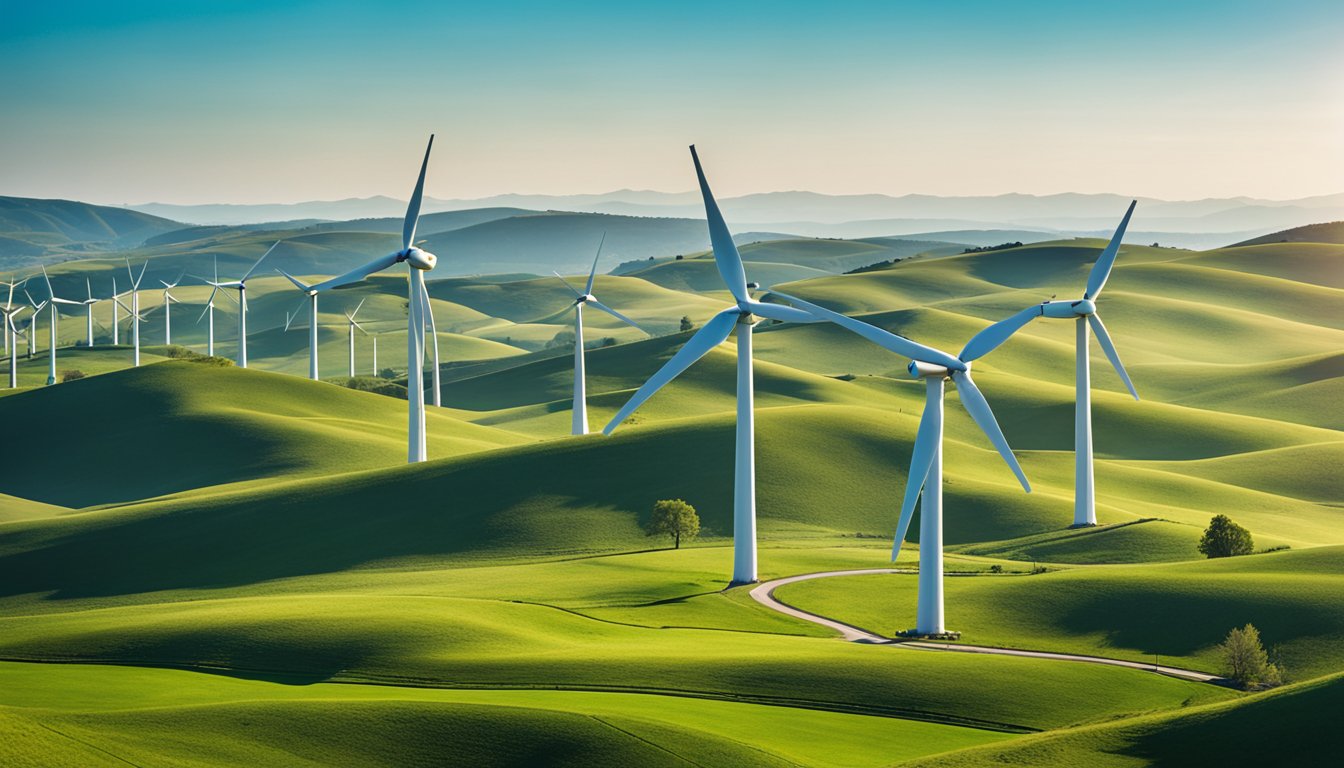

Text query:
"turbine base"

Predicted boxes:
[[1068, 522, 1098, 529], [897, 629, 962, 641], [727, 579, 759, 588]]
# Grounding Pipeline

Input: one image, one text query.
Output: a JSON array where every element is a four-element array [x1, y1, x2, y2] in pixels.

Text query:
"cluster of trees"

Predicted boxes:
[[962, 241, 1023, 254]]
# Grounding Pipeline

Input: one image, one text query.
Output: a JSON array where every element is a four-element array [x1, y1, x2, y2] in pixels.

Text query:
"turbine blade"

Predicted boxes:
[[275, 268, 312, 293], [893, 403, 940, 559], [1088, 312, 1139, 400], [552, 271, 584, 298], [284, 295, 308, 331], [958, 305, 1044, 362], [242, 241, 281, 283], [195, 292, 217, 324], [351, 297, 366, 320], [586, 298, 643, 332], [134, 260, 148, 289], [950, 370, 1030, 492], [585, 232, 605, 295], [403, 135, 434, 251], [1084, 200, 1136, 300], [743, 298, 822, 325], [689, 145, 749, 303], [603, 307, 739, 434], [770, 291, 963, 370], [310, 252, 402, 292]]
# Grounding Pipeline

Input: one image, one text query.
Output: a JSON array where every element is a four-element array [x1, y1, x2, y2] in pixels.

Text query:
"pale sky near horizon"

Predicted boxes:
[[2, 1, 1342, 205]]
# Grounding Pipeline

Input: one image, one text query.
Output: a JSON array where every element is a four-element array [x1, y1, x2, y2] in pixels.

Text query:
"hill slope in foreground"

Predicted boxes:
[[0, 230, 1340, 765]]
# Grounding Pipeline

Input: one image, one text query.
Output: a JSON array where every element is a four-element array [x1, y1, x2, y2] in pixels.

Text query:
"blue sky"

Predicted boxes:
[[2, 1, 1341, 203]]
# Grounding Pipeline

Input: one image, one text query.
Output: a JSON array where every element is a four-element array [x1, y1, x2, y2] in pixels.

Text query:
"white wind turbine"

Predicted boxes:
[[79, 279, 101, 347], [1, 277, 24, 357], [306, 136, 438, 462], [342, 299, 368, 378], [967, 202, 1139, 527], [552, 234, 646, 435], [277, 269, 328, 381], [110, 275, 121, 346], [123, 259, 148, 366], [603, 146, 818, 585], [157, 274, 184, 345], [3, 306, 28, 388], [194, 257, 223, 356], [202, 243, 279, 368], [39, 267, 85, 385], [771, 291, 1032, 636], [22, 292, 46, 360]]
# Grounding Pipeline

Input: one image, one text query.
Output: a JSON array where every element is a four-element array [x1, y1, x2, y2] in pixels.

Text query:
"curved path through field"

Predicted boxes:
[[749, 569, 1224, 684]]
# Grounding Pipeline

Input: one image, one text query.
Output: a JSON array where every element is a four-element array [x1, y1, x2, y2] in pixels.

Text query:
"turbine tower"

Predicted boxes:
[[417, 277, 442, 407], [22, 293, 46, 360], [3, 306, 27, 388], [973, 202, 1139, 527], [124, 259, 148, 366], [202, 243, 279, 368], [307, 136, 438, 462], [603, 146, 817, 585], [193, 256, 224, 356], [40, 267, 85, 385], [552, 234, 646, 435], [774, 291, 1032, 635], [277, 269, 326, 381]]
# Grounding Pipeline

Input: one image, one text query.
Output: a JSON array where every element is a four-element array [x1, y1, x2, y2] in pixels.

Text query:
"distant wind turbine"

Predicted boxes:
[[1, 277, 24, 356], [40, 267, 85, 385], [307, 136, 438, 462], [157, 274, 184, 345], [772, 291, 1031, 636], [3, 306, 27, 388], [343, 299, 368, 378], [603, 146, 818, 585], [194, 257, 223, 356], [553, 234, 647, 435], [963, 202, 1139, 527], [79, 279, 100, 347], [201, 242, 279, 368], [277, 269, 328, 381], [110, 276, 120, 346], [22, 292, 45, 360], [123, 259, 148, 366]]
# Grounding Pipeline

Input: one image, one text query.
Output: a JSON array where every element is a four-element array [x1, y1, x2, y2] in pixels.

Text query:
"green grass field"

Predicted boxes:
[[1, 229, 1340, 765]]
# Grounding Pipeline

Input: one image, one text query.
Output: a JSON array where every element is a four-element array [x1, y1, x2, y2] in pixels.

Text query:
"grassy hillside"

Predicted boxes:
[[0, 196, 184, 262], [1230, 220, 1344, 247], [0, 361, 530, 507]]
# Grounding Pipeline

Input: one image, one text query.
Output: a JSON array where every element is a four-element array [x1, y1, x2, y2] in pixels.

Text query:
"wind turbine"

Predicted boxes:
[[110, 276, 120, 346], [40, 267, 85, 385], [202, 243, 279, 367], [418, 278, 442, 407], [277, 269, 326, 381], [1, 277, 24, 356], [157, 274, 184, 345], [602, 146, 818, 585], [79, 279, 100, 347], [22, 292, 46, 360], [305, 136, 438, 462], [123, 259, 148, 366], [194, 257, 225, 356], [771, 291, 1032, 636], [965, 202, 1139, 527], [553, 234, 646, 435], [3, 306, 28, 388], [342, 299, 368, 378]]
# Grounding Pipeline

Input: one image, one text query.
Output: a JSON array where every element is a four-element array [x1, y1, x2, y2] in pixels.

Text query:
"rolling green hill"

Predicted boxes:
[[1230, 220, 1344, 247], [0, 196, 185, 263]]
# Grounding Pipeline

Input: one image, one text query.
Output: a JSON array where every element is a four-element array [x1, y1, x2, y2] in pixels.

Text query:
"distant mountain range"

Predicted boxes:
[[125, 190, 1344, 238]]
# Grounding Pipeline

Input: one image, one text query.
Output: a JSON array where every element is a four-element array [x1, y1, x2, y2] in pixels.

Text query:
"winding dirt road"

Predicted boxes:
[[749, 569, 1224, 684]]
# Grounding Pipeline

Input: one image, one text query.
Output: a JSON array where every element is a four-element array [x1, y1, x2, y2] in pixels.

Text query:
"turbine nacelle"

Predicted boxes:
[[1041, 298, 1095, 318], [908, 360, 953, 380], [400, 247, 437, 271]]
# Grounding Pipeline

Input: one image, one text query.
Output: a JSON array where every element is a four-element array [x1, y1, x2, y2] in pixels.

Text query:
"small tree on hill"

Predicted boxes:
[[1219, 623, 1282, 688], [1198, 514, 1254, 558], [647, 499, 700, 549], [679, 316, 694, 332]]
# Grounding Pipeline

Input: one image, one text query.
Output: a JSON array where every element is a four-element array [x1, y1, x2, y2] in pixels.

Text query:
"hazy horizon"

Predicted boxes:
[[3, 1, 1341, 206]]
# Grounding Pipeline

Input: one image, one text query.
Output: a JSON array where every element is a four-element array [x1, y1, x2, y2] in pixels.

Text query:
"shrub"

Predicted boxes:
[[188, 355, 234, 367], [344, 377, 408, 400], [61, 369, 86, 382], [679, 316, 694, 332], [1199, 514, 1254, 558]]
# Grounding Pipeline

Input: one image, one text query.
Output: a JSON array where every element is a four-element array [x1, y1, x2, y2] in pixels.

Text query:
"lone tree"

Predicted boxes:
[[1219, 623, 1282, 688], [1199, 514, 1254, 558], [679, 315, 694, 332], [647, 499, 700, 549]]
